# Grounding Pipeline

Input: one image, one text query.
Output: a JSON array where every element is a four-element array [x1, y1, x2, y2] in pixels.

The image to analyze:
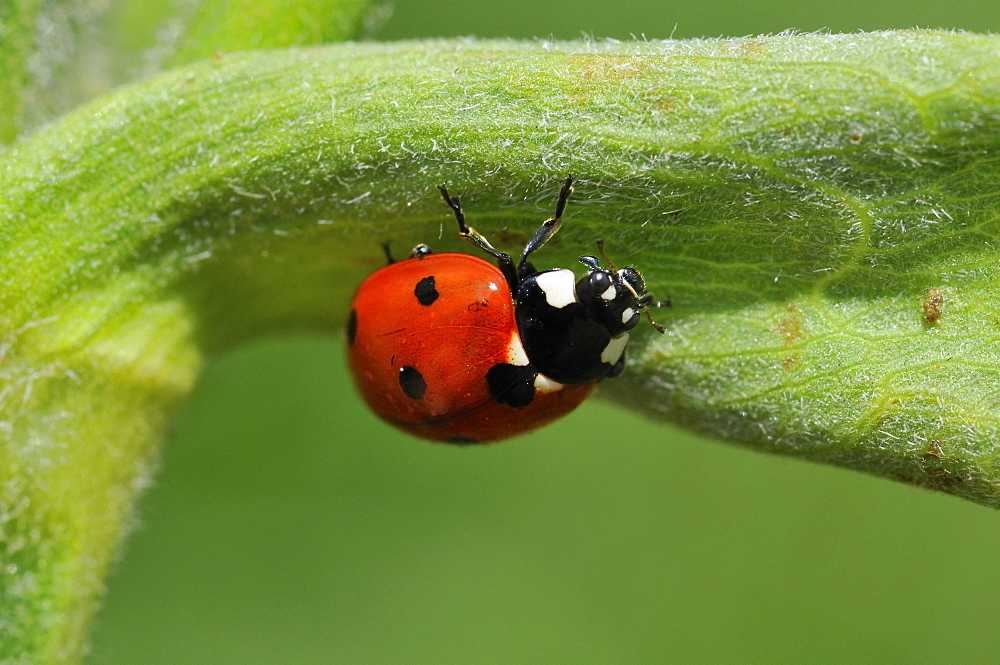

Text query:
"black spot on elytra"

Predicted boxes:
[[448, 437, 480, 445], [346, 309, 358, 345], [486, 363, 537, 408], [414, 276, 439, 306], [399, 366, 427, 400]]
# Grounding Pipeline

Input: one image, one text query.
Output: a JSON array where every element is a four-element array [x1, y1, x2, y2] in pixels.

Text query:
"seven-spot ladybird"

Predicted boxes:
[[346, 177, 668, 443]]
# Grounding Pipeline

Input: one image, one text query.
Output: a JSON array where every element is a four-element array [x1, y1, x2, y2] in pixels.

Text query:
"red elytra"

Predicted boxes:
[[346, 252, 593, 443]]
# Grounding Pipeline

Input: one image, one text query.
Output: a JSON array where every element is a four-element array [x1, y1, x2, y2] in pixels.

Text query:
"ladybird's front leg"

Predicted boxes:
[[515, 175, 575, 278]]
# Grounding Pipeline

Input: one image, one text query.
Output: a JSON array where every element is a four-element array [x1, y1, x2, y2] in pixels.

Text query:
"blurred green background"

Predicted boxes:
[[86, 2, 1000, 663]]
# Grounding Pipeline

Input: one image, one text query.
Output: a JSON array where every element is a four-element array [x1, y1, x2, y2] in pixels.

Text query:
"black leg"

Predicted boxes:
[[608, 348, 627, 377], [438, 185, 518, 289], [516, 175, 575, 277], [408, 243, 432, 259]]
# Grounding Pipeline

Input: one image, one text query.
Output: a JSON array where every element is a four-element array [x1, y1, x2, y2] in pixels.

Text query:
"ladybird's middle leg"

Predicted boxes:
[[437, 184, 517, 290]]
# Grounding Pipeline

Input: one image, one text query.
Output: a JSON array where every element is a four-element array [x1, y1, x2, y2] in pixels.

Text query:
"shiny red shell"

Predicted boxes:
[[346, 253, 594, 442]]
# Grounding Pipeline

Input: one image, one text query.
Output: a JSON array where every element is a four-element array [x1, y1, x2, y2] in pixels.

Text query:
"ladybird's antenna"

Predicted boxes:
[[645, 309, 667, 334], [517, 175, 576, 277], [381, 242, 396, 265], [594, 238, 617, 272], [597, 238, 669, 333], [437, 184, 517, 290], [640, 295, 671, 334]]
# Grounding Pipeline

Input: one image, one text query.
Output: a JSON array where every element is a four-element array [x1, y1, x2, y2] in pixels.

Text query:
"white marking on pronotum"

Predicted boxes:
[[600, 284, 617, 301], [621, 307, 635, 325], [601, 332, 629, 365], [535, 269, 578, 309], [506, 332, 530, 366], [533, 373, 564, 393]]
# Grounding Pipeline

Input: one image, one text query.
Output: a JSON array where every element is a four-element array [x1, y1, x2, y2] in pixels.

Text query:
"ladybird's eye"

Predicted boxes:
[[620, 267, 646, 296]]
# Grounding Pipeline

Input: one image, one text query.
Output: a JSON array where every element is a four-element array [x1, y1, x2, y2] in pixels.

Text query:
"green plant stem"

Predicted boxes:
[[0, 0, 39, 143], [1, 0, 376, 144], [3, 31, 1000, 660], [167, 0, 374, 64]]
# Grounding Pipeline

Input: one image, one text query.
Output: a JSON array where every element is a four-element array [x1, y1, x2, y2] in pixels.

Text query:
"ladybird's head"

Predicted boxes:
[[576, 243, 669, 335]]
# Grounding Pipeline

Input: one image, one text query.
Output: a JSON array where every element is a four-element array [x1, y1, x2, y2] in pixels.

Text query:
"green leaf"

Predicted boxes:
[[3, 30, 1000, 659]]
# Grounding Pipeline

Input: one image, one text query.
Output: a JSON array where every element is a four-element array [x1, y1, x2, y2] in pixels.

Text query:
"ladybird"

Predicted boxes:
[[346, 177, 668, 443]]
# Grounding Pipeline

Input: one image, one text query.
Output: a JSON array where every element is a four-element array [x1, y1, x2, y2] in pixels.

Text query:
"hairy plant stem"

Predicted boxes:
[[2, 31, 1000, 660]]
